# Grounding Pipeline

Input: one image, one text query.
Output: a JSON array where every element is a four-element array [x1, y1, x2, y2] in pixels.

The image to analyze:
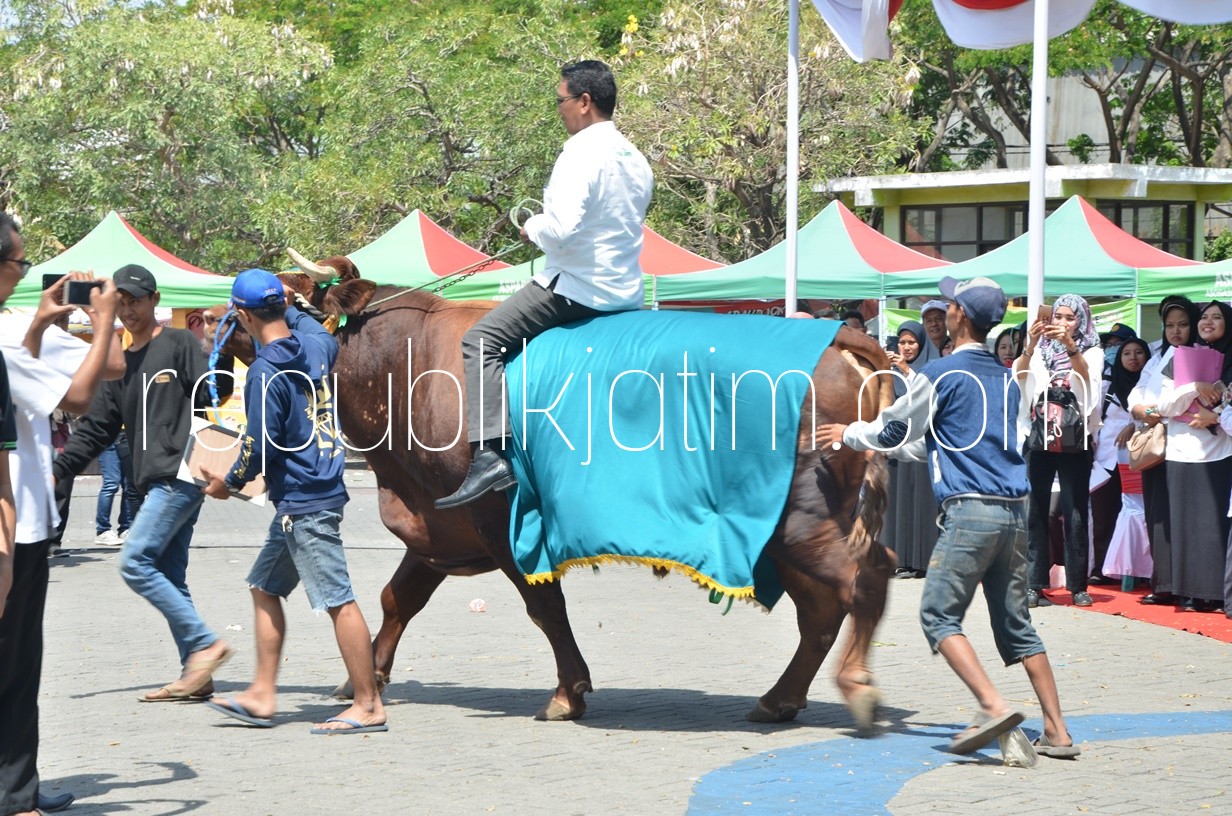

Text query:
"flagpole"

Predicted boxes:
[[785, 0, 800, 315], [1026, 0, 1049, 320]]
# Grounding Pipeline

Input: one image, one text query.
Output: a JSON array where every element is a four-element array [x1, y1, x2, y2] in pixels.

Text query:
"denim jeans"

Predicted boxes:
[[95, 432, 139, 534], [919, 497, 1045, 667], [118, 479, 215, 664]]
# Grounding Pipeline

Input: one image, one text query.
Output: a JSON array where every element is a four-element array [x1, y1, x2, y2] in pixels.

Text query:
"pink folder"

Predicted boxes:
[[1172, 345, 1224, 422]]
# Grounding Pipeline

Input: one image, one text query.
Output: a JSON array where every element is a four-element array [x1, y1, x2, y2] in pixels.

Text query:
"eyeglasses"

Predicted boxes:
[[556, 94, 581, 107], [4, 258, 31, 278]]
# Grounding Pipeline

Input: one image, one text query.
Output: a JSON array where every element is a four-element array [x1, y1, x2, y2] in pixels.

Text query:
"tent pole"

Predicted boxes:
[[1026, 0, 1049, 320], [785, 0, 800, 315]]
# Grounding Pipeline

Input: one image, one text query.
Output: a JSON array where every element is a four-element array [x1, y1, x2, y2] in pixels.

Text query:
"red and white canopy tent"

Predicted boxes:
[[789, 0, 1232, 320]]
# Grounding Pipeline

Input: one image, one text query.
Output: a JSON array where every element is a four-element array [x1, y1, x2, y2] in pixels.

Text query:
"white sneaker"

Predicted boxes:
[[94, 530, 123, 546]]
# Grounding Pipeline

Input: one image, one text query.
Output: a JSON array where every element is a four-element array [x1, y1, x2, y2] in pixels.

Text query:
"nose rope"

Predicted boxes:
[[208, 308, 238, 409]]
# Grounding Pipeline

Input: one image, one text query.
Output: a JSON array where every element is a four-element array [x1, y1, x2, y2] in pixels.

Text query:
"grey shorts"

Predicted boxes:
[[246, 508, 356, 612]]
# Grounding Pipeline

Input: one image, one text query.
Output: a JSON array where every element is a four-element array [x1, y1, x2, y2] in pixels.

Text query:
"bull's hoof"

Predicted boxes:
[[746, 699, 800, 723], [846, 685, 881, 736], [534, 681, 591, 721], [331, 671, 389, 701]]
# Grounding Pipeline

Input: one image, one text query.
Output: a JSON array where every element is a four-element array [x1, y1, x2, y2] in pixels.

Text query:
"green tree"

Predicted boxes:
[[615, 0, 925, 259], [899, 1, 1232, 169], [0, 1, 332, 271]]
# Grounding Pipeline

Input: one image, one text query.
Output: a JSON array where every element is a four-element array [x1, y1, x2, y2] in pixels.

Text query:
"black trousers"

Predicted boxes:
[[0, 540, 50, 815], [460, 278, 603, 444], [1027, 449, 1091, 593], [1089, 466, 1122, 577]]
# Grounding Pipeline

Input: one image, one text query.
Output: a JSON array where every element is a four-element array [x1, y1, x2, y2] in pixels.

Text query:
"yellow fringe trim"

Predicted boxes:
[[524, 554, 758, 601]]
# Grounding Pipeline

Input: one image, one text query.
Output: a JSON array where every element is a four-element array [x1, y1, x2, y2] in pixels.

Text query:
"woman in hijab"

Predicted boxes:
[[1090, 338, 1151, 581], [1156, 300, 1232, 613], [1014, 294, 1104, 608], [883, 321, 937, 578], [1128, 297, 1199, 605]]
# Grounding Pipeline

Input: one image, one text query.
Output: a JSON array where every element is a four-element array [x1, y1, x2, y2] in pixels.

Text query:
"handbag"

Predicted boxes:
[[1127, 422, 1166, 471], [1027, 380, 1086, 453]]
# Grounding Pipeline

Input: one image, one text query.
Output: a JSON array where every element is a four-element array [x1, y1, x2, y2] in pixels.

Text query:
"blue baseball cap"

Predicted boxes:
[[230, 268, 285, 309], [920, 299, 949, 319], [938, 276, 1008, 332]]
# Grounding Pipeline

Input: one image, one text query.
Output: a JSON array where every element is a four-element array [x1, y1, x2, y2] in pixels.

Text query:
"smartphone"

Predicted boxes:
[[64, 279, 104, 307], [42, 273, 62, 291], [1036, 304, 1052, 326], [884, 335, 899, 353]]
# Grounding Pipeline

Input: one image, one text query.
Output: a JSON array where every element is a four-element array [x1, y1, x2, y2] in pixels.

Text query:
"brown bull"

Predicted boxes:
[[206, 254, 897, 729]]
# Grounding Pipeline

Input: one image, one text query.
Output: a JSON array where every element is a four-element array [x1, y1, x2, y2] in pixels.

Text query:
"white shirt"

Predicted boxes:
[[1154, 349, 1232, 464], [0, 316, 89, 543], [525, 121, 654, 311]]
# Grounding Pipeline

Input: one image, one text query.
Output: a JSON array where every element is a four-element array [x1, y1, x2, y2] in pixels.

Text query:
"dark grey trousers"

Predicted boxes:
[[461, 279, 601, 445]]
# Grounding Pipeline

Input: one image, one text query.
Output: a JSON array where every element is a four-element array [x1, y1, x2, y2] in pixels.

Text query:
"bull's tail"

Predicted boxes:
[[833, 330, 895, 562]]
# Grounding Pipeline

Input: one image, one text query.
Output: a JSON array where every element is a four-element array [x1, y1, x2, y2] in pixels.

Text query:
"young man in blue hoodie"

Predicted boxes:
[[199, 269, 386, 735], [820, 276, 1079, 760]]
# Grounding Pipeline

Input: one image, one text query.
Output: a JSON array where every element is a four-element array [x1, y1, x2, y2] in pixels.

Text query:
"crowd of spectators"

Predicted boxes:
[[876, 294, 1232, 619]]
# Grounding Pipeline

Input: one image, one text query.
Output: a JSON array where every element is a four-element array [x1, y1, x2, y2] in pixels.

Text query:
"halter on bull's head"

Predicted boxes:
[[204, 249, 379, 366]]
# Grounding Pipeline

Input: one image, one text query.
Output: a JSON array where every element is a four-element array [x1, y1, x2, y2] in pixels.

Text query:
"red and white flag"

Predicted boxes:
[[812, 0, 1231, 60], [932, 0, 1095, 49]]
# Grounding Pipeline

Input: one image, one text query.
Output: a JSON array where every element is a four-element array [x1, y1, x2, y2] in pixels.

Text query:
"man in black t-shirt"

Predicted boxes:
[[55, 264, 235, 705]]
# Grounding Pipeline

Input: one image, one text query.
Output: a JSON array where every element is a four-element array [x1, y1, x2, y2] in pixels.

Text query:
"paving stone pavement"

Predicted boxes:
[[36, 470, 1232, 815]]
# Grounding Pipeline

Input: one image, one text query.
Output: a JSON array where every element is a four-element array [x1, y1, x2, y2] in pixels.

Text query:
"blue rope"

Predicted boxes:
[[208, 308, 238, 409]]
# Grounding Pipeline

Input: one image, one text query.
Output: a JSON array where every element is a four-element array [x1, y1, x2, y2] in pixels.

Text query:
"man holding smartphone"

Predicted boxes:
[[54, 264, 235, 706], [0, 213, 125, 816]]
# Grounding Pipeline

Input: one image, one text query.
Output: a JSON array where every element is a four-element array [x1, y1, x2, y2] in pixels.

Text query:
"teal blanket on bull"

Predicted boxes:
[[506, 310, 841, 608]]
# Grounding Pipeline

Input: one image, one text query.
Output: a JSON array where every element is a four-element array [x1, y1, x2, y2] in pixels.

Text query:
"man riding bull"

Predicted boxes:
[[436, 59, 654, 509]]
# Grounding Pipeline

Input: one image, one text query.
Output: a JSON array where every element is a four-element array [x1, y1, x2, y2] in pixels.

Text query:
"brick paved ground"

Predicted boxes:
[[35, 471, 1232, 815]]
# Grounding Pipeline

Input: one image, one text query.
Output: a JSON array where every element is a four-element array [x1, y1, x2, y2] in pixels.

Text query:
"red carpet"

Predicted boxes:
[[1042, 585, 1232, 643]]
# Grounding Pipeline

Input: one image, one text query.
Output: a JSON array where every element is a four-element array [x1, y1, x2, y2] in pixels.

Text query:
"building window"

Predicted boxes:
[[1096, 201, 1194, 259], [902, 200, 1196, 261], [902, 203, 1027, 261]]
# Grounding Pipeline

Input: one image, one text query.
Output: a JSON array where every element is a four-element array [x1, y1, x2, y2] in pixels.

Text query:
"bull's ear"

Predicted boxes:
[[277, 273, 315, 299], [323, 279, 378, 316]]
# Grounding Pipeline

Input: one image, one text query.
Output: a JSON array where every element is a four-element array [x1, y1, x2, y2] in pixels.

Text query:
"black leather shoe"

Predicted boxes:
[[1026, 589, 1053, 609], [435, 447, 517, 509], [1140, 592, 1176, 606], [1072, 591, 1093, 607], [39, 790, 75, 812]]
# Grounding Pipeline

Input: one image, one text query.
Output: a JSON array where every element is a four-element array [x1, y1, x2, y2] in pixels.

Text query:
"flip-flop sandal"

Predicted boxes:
[[310, 716, 389, 735], [949, 709, 1026, 755], [138, 683, 215, 703], [205, 697, 275, 728], [1033, 733, 1081, 759], [178, 645, 235, 696]]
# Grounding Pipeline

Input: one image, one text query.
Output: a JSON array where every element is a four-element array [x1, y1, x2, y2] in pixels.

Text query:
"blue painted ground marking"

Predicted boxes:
[[687, 711, 1232, 815]]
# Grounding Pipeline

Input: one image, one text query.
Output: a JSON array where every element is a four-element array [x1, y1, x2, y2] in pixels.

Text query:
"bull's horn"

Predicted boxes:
[[287, 247, 337, 284]]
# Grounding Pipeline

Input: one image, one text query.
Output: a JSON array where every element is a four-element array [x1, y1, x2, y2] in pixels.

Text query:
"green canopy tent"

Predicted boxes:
[[1137, 257, 1232, 305], [345, 209, 509, 287], [883, 196, 1199, 300], [439, 225, 726, 304], [653, 200, 949, 303], [11, 211, 235, 308]]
